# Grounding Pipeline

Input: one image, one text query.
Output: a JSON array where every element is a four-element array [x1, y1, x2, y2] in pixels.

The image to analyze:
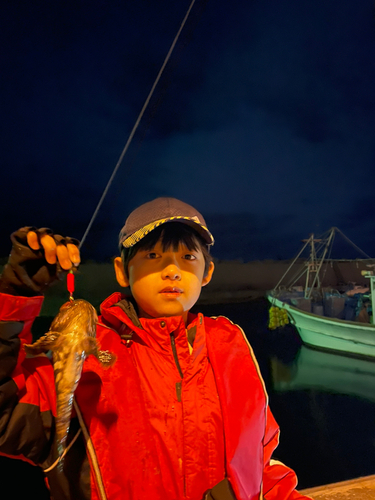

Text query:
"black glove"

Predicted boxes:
[[0, 227, 80, 297]]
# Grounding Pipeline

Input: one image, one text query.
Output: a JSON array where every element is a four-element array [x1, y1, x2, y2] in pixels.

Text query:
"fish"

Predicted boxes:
[[24, 299, 116, 468]]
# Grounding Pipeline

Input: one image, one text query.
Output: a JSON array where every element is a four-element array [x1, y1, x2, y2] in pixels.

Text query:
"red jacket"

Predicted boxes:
[[0, 291, 309, 500]]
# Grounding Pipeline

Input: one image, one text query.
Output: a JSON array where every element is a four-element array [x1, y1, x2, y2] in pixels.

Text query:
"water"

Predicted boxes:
[[2, 298, 375, 496]]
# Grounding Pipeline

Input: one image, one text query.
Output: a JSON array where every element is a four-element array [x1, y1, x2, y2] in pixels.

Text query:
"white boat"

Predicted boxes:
[[269, 295, 375, 357], [267, 228, 375, 358]]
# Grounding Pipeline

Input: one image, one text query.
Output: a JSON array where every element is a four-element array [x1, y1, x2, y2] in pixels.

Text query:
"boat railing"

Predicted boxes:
[[272, 286, 371, 322]]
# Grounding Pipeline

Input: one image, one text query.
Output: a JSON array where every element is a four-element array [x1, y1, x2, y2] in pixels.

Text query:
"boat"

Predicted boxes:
[[267, 227, 375, 358]]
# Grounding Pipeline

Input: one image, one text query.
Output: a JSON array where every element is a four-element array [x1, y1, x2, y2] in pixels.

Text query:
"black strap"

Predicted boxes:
[[205, 479, 237, 500], [114, 298, 143, 329]]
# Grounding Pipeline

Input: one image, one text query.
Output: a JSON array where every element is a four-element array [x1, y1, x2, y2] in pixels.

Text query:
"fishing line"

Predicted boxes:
[[79, 0, 197, 250], [101, 0, 209, 225]]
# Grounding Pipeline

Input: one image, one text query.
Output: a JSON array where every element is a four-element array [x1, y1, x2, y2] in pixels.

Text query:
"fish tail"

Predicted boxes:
[[55, 406, 71, 453], [57, 443, 65, 473], [53, 352, 83, 457]]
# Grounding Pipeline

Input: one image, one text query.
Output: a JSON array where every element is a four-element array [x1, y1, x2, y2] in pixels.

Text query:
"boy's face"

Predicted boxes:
[[114, 239, 214, 324]]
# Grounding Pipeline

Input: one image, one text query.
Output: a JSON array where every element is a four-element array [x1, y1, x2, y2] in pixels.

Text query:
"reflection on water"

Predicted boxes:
[[264, 322, 375, 488], [267, 341, 375, 488], [271, 345, 375, 402]]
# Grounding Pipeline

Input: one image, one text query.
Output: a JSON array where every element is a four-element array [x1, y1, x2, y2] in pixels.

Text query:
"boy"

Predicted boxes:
[[0, 197, 309, 500]]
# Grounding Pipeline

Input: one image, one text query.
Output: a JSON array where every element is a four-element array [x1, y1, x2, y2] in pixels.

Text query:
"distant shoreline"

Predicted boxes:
[[2, 257, 373, 317]]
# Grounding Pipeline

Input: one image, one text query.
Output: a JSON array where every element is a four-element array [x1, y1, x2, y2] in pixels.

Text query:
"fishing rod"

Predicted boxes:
[[79, 0, 197, 250]]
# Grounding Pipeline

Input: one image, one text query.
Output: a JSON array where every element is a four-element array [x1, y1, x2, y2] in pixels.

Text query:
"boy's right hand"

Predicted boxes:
[[0, 227, 80, 297]]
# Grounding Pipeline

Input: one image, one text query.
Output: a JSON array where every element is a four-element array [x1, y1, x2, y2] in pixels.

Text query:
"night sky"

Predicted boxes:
[[1, 1, 375, 262]]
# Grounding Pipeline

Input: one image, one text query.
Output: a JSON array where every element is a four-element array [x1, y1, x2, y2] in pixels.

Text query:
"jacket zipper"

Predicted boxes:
[[170, 332, 186, 496], [170, 332, 184, 379], [170, 333, 184, 402]]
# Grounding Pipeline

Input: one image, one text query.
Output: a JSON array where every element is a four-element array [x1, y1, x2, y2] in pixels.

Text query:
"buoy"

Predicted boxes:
[[268, 306, 289, 330]]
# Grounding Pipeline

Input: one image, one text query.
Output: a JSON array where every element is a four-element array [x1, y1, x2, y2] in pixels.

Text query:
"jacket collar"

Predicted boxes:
[[99, 292, 200, 351]]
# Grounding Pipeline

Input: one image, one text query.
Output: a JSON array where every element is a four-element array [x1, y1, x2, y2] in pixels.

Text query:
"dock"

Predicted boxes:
[[301, 475, 375, 499]]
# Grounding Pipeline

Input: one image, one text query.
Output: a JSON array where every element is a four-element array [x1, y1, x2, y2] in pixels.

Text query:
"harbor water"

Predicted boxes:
[[2, 297, 375, 497]]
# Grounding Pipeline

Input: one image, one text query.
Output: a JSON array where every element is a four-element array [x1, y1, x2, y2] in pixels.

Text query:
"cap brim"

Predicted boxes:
[[121, 216, 214, 248]]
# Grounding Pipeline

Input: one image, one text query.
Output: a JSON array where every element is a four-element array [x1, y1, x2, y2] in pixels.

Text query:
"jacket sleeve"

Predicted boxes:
[[262, 407, 311, 500], [0, 292, 56, 466]]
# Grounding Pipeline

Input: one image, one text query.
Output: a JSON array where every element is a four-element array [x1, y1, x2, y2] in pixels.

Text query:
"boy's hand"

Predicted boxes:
[[0, 227, 81, 297]]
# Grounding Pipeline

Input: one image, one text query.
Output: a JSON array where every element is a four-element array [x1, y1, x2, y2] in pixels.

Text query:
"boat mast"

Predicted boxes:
[[370, 276, 375, 324], [303, 234, 321, 298], [362, 265, 375, 324], [305, 228, 335, 299]]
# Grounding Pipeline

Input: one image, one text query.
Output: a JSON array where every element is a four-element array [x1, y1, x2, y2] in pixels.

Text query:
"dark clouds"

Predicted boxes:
[[1, 0, 375, 261]]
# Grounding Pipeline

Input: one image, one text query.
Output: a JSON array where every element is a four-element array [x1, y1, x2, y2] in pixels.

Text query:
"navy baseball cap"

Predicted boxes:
[[119, 197, 214, 249]]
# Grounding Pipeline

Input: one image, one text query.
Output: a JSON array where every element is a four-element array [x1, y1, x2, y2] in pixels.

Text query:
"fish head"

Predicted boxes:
[[51, 299, 98, 336]]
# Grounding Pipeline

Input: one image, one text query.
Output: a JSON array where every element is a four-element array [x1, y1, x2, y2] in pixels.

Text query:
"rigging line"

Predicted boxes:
[[273, 236, 312, 291], [79, 0, 197, 249], [334, 227, 371, 259], [320, 229, 335, 283]]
